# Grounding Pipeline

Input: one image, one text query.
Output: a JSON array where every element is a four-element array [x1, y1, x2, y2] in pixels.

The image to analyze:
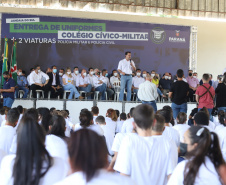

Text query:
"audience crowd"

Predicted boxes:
[[0, 67, 226, 185]]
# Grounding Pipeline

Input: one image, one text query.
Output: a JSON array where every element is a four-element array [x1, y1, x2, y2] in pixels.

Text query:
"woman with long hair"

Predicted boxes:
[[105, 109, 117, 134], [73, 110, 103, 136], [0, 117, 66, 185], [168, 126, 225, 185], [46, 115, 69, 175], [62, 67, 82, 100], [55, 129, 135, 185]]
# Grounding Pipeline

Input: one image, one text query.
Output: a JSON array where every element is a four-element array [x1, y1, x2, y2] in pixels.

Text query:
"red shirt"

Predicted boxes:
[[195, 83, 215, 109]]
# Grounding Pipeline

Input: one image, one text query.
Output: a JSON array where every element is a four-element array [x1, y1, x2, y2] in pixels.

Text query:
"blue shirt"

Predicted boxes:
[[17, 75, 28, 87], [3, 78, 16, 99]]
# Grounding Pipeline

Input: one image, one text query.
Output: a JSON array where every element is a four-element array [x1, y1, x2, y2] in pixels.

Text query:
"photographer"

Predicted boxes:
[[215, 74, 226, 112]]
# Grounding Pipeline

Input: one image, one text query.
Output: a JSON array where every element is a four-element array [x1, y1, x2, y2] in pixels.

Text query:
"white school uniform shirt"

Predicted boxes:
[[114, 134, 178, 185], [45, 134, 69, 174], [117, 58, 135, 75], [216, 127, 226, 160], [163, 126, 180, 147], [215, 124, 224, 132], [116, 120, 124, 133], [1, 120, 6, 127], [54, 169, 136, 185], [9, 135, 17, 154], [62, 74, 73, 85], [0, 155, 66, 185], [29, 70, 49, 85], [87, 74, 95, 87], [0, 125, 16, 154], [121, 118, 134, 133], [74, 123, 104, 136], [132, 76, 145, 88], [14, 114, 23, 131], [110, 76, 120, 88], [138, 81, 158, 101], [100, 125, 115, 156], [111, 133, 137, 153], [76, 75, 90, 87], [173, 124, 190, 142], [0, 149, 6, 165], [209, 120, 216, 130], [105, 117, 117, 134], [65, 118, 73, 137], [167, 157, 222, 185]]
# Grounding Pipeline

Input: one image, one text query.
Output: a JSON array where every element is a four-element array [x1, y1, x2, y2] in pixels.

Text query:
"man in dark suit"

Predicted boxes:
[[47, 65, 64, 99]]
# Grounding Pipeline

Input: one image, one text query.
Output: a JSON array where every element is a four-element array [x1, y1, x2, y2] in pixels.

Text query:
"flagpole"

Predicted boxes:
[[10, 38, 15, 77]]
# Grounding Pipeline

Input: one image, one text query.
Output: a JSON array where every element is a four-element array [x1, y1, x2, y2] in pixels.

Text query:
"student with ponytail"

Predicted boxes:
[[168, 126, 225, 185]]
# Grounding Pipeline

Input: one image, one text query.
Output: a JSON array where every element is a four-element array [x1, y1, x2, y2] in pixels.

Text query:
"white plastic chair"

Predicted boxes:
[[63, 90, 71, 99], [18, 90, 24, 99], [94, 91, 107, 100]]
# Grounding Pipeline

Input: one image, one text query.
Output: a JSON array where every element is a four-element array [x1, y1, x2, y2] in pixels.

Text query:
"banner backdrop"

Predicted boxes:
[[1, 13, 190, 76]]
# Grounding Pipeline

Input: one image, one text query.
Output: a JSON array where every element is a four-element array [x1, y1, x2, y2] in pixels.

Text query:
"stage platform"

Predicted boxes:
[[12, 99, 197, 124]]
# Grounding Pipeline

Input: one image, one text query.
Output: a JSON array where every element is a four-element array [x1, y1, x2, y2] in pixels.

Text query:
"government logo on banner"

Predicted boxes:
[[150, 27, 166, 44], [169, 30, 186, 43]]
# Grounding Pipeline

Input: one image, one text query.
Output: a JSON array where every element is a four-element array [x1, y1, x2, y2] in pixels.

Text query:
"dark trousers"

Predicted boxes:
[[188, 88, 196, 102], [50, 85, 64, 99], [30, 84, 49, 98]]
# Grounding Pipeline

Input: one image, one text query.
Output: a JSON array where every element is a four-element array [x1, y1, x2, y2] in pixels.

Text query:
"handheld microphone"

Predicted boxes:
[[130, 59, 131, 64]]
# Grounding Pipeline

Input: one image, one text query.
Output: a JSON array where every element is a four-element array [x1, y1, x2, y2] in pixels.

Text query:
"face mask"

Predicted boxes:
[[83, 72, 87, 76], [179, 143, 188, 156], [105, 73, 108, 77], [151, 74, 155, 77], [38, 69, 41, 73], [53, 69, 57, 73], [4, 77, 8, 81], [59, 72, 63, 76], [137, 73, 141, 76], [74, 71, 78, 74], [90, 71, 94, 75], [168, 77, 171, 80], [18, 72, 22, 76], [165, 76, 168, 79], [143, 74, 147, 78], [67, 71, 71, 75], [114, 73, 117, 77], [193, 76, 197, 78], [189, 73, 192, 76]]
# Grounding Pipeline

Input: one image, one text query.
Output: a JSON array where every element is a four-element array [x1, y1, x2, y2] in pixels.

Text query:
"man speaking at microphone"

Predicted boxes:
[[117, 51, 136, 101]]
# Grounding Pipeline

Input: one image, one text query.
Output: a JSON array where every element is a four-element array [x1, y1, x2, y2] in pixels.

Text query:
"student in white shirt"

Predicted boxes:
[[199, 107, 216, 130], [121, 107, 135, 133], [76, 69, 92, 99], [157, 109, 180, 147], [0, 116, 66, 185], [194, 111, 214, 132], [168, 126, 224, 185], [114, 104, 178, 185], [59, 110, 73, 137], [105, 109, 117, 135], [55, 129, 135, 185], [29, 65, 50, 98], [62, 67, 83, 100], [173, 112, 190, 142], [72, 66, 80, 86], [138, 75, 158, 112], [74, 110, 103, 136], [96, 116, 115, 156], [0, 108, 19, 154], [93, 72, 107, 100], [10, 108, 39, 154], [132, 68, 145, 95], [215, 110, 225, 132], [116, 113, 126, 133], [46, 115, 69, 174], [91, 106, 99, 124], [102, 69, 114, 100]]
